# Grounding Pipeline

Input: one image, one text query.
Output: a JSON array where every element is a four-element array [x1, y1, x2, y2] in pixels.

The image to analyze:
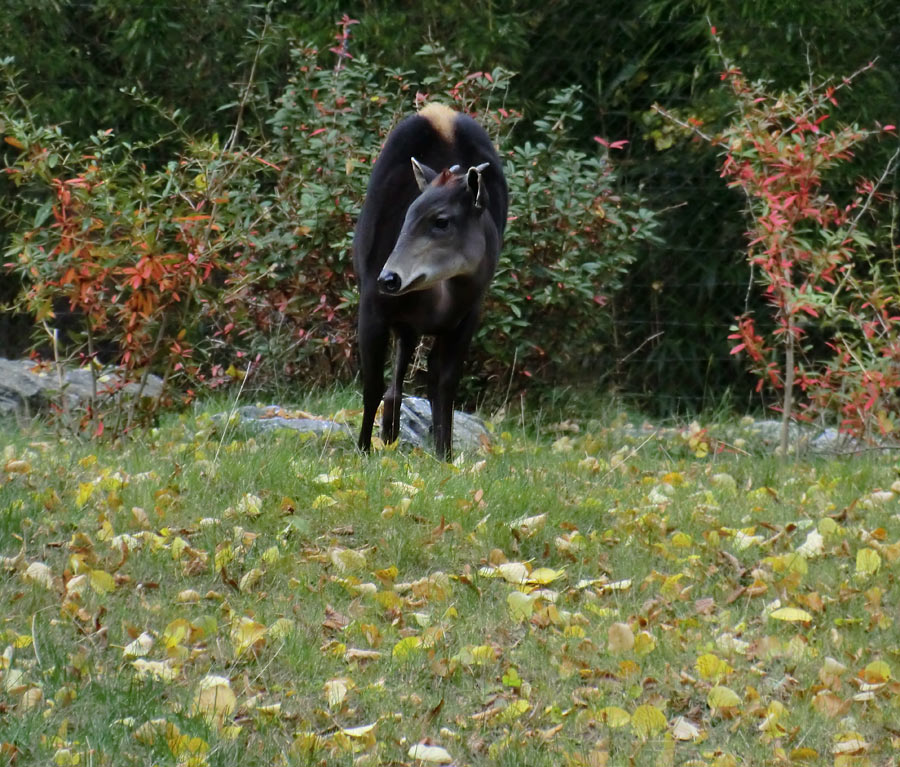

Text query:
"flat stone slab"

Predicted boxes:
[[614, 416, 868, 455], [215, 405, 353, 438], [217, 396, 491, 454]]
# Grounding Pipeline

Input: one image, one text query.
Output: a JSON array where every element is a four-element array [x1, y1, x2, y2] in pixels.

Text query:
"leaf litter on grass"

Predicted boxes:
[[1, 416, 900, 765]]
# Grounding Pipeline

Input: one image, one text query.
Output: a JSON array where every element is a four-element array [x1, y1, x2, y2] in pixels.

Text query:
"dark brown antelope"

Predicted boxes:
[[354, 103, 508, 460]]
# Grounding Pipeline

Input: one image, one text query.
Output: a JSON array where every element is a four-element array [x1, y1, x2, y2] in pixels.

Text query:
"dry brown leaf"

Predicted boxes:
[[607, 622, 635, 653], [322, 605, 351, 632]]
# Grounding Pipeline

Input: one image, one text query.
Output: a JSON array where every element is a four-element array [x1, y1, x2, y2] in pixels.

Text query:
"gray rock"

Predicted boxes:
[[809, 427, 862, 454], [398, 396, 490, 453], [252, 417, 351, 436], [607, 416, 881, 456], [215, 405, 352, 438], [0, 359, 45, 415], [0, 357, 163, 416], [747, 419, 805, 446], [217, 397, 490, 454], [744, 419, 864, 454]]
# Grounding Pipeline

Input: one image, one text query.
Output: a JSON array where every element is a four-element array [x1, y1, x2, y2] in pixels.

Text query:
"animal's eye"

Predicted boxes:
[[433, 215, 450, 230]]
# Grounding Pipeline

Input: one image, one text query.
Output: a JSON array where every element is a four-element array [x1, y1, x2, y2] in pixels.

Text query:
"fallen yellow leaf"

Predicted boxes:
[[231, 617, 266, 657], [507, 591, 535, 621], [192, 675, 236, 724], [631, 704, 667, 738], [236, 493, 262, 516], [268, 618, 295, 641], [696, 653, 732, 681], [238, 567, 264, 593], [528, 567, 565, 585], [392, 636, 422, 660], [498, 698, 530, 723], [75, 482, 95, 507], [312, 494, 337, 510], [20, 686, 42, 710], [510, 513, 547, 537], [324, 677, 353, 709], [855, 548, 881, 577], [131, 659, 177, 682], [634, 631, 656, 656], [408, 744, 453, 763], [769, 606, 813, 623], [467, 645, 496, 664], [329, 546, 367, 572], [862, 660, 891, 683], [597, 706, 631, 728], [89, 568, 116, 594], [707, 685, 741, 710]]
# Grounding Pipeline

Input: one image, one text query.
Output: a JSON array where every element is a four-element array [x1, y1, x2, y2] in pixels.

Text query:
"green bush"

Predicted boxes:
[[234, 41, 662, 401], [1, 59, 277, 432], [1, 39, 661, 424], [486, 86, 660, 391]]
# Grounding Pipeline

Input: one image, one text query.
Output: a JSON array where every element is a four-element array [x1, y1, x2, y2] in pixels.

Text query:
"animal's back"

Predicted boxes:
[[354, 105, 507, 284]]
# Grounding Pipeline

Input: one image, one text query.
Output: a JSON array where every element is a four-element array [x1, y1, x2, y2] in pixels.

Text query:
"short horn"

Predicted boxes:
[[467, 162, 490, 210], [411, 157, 437, 191]]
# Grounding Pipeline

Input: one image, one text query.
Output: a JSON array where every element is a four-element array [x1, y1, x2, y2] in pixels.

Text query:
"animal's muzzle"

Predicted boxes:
[[377, 270, 402, 294]]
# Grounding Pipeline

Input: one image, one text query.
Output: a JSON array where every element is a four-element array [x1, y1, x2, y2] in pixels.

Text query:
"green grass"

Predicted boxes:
[[1, 403, 899, 766]]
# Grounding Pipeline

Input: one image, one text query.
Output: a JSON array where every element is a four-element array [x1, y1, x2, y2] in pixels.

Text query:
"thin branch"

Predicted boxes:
[[780, 316, 795, 458], [827, 146, 900, 307], [849, 145, 900, 234], [707, 16, 736, 75], [650, 103, 714, 144], [210, 357, 256, 478], [802, 34, 815, 95], [42, 321, 73, 432], [706, 19, 877, 142], [31, 613, 42, 669], [619, 331, 664, 364], [125, 316, 168, 435], [599, 430, 659, 483], [2, 61, 35, 121], [224, 7, 271, 154], [783, 58, 878, 137]]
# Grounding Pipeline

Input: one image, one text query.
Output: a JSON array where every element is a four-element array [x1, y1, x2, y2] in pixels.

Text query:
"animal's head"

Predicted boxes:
[[377, 159, 492, 296]]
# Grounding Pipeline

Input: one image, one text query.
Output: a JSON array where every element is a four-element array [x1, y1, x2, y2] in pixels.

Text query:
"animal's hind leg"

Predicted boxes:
[[382, 328, 417, 445], [357, 310, 389, 453]]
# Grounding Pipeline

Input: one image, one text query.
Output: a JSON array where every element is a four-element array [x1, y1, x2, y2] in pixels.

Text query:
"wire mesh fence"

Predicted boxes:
[[2, 2, 899, 417]]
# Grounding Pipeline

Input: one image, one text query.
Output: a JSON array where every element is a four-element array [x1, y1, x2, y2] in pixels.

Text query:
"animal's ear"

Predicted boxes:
[[411, 157, 438, 191], [466, 162, 490, 211]]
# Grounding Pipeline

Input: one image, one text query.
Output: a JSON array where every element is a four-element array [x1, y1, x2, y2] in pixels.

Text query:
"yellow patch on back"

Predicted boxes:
[[418, 103, 457, 143]]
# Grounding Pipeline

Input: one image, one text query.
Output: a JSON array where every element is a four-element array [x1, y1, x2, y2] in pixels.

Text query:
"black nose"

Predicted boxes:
[[377, 270, 402, 294]]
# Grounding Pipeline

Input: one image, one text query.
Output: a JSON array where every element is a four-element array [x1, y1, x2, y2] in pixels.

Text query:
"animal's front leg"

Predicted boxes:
[[428, 313, 479, 461], [382, 328, 417, 445]]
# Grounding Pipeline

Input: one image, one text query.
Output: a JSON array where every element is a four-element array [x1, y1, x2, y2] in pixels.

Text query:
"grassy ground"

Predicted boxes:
[[1, 401, 899, 766]]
